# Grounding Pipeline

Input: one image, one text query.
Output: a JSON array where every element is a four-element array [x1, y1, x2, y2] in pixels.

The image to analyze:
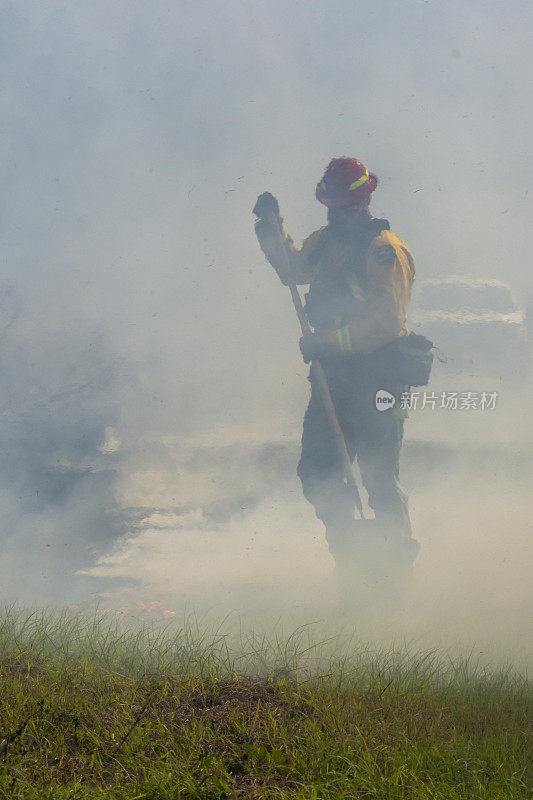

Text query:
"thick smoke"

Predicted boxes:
[[1, 1, 532, 662], [0, 282, 134, 603]]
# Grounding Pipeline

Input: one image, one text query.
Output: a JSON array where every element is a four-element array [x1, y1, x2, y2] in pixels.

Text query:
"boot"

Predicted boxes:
[[328, 519, 420, 606]]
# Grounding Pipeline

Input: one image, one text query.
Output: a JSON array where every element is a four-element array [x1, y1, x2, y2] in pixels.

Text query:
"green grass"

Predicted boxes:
[[0, 606, 530, 799]]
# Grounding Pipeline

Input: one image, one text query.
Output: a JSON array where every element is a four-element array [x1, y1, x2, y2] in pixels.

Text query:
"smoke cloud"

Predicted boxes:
[[1, 1, 531, 663]]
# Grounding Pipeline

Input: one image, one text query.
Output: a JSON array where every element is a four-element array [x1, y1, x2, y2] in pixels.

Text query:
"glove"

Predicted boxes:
[[299, 332, 335, 363], [253, 191, 280, 219]]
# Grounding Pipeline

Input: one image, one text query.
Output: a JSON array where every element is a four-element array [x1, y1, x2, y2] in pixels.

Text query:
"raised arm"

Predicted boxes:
[[253, 192, 322, 286]]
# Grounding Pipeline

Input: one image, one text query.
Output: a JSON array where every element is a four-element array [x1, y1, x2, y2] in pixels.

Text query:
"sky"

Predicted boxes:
[[1, 0, 532, 651]]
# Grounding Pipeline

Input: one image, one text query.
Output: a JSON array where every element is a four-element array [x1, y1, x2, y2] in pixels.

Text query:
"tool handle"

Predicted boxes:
[[265, 212, 365, 519], [311, 360, 365, 516]]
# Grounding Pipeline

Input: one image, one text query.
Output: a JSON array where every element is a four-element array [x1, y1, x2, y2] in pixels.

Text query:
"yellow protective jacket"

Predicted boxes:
[[255, 217, 415, 356]]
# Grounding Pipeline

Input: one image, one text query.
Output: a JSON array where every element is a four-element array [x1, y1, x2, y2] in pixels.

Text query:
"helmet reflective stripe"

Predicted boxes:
[[349, 169, 369, 192], [320, 180, 327, 191], [336, 325, 353, 354]]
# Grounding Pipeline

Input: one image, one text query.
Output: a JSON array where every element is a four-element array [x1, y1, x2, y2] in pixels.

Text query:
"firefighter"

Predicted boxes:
[[253, 157, 420, 573]]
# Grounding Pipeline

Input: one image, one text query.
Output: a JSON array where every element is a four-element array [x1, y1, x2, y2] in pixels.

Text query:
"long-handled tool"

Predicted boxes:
[[265, 211, 366, 520]]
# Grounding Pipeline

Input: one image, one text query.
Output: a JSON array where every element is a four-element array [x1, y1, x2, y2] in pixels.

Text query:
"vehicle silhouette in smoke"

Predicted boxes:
[[409, 276, 529, 383]]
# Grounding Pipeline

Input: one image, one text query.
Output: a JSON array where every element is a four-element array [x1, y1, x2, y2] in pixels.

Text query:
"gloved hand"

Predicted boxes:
[[299, 332, 334, 363], [253, 192, 280, 219]]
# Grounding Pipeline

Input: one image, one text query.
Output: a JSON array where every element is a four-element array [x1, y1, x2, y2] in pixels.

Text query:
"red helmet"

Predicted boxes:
[[315, 157, 378, 207]]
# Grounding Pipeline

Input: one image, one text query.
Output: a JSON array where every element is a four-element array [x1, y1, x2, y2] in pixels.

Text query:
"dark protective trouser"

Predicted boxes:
[[297, 362, 412, 561]]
